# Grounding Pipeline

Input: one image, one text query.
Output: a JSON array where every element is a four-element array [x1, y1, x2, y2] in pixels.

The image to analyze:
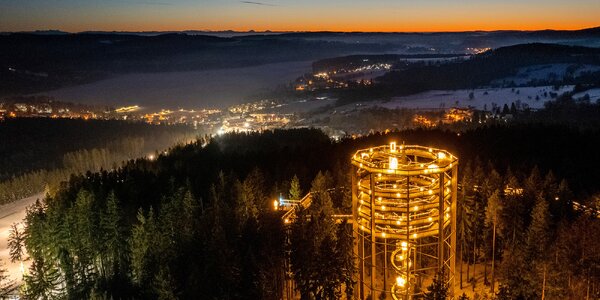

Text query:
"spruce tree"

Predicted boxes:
[[485, 189, 503, 294], [99, 191, 127, 281], [243, 168, 267, 213], [336, 221, 356, 299], [458, 161, 474, 287], [528, 195, 551, 259], [236, 177, 258, 225], [24, 256, 64, 300], [8, 223, 25, 264], [131, 208, 151, 285], [290, 171, 341, 299], [424, 273, 448, 300], [289, 174, 303, 200], [526, 195, 552, 298], [501, 173, 525, 251]]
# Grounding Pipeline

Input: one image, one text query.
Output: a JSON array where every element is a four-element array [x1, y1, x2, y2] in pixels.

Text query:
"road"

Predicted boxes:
[[0, 193, 44, 285]]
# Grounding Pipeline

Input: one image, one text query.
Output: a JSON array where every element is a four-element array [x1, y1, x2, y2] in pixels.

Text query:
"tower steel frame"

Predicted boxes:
[[351, 143, 458, 299]]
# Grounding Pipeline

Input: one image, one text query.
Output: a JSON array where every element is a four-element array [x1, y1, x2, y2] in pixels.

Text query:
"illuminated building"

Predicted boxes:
[[351, 142, 458, 299]]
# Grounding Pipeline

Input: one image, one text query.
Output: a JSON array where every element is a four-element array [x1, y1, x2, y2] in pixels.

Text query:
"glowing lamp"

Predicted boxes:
[[396, 276, 406, 287], [401, 241, 408, 250], [389, 157, 398, 170]]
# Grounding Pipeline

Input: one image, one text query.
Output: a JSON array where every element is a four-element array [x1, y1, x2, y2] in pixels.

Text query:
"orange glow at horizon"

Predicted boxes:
[[121, 22, 597, 33], [2, 1, 599, 33], [51, 19, 600, 34]]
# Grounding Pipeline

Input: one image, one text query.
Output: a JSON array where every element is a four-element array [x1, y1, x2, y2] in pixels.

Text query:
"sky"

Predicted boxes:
[[1, 0, 599, 32]]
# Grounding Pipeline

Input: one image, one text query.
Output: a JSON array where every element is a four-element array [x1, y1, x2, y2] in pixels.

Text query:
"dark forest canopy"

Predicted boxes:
[[0, 118, 198, 204], [8, 126, 600, 299], [0, 118, 196, 179]]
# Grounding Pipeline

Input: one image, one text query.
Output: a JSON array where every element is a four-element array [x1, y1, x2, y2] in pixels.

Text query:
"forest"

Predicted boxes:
[[2, 122, 600, 299], [0, 118, 198, 204]]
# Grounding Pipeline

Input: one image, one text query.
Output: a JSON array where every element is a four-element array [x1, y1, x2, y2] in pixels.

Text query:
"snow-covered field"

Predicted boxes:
[[0, 193, 42, 286], [573, 88, 600, 102], [42, 61, 312, 110], [377, 85, 575, 110]]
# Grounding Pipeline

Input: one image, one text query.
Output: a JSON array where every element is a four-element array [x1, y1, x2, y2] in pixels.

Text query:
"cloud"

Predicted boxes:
[[240, 1, 276, 6]]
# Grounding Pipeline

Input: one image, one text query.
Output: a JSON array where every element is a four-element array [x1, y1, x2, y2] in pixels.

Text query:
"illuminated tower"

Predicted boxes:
[[351, 142, 458, 299]]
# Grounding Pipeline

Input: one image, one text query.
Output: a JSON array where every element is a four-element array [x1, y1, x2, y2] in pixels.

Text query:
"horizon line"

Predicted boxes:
[[4, 25, 600, 35]]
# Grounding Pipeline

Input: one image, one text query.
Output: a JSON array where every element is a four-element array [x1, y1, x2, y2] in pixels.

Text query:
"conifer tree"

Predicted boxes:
[[485, 189, 503, 294], [528, 195, 551, 259], [527, 195, 552, 298], [99, 191, 127, 281], [336, 221, 356, 299], [458, 161, 474, 286], [131, 208, 152, 285], [290, 171, 342, 299], [289, 174, 303, 200], [8, 223, 26, 264], [235, 177, 258, 225], [424, 273, 448, 300], [243, 168, 268, 213], [501, 172, 525, 250], [24, 256, 64, 300]]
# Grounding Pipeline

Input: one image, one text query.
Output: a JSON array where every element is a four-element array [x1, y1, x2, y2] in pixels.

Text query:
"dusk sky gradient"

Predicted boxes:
[[1, 0, 599, 32]]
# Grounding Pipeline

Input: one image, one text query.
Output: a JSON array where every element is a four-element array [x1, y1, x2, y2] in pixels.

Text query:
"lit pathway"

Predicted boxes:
[[0, 193, 43, 285]]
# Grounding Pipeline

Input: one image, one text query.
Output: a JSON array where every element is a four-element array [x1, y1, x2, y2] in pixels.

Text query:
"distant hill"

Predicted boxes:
[[312, 54, 467, 73], [377, 43, 600, 93], [332, 43, 600, 105], [1, 28, 600, 97], [0, 33, 392, 96]]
